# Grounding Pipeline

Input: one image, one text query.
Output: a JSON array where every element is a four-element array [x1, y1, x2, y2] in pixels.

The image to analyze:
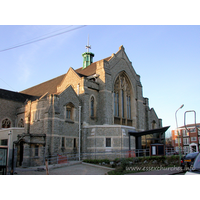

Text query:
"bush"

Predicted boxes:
[[83, 155, 180, 175]]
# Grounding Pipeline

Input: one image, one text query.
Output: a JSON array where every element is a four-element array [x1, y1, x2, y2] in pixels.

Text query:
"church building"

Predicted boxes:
[[0, 45, 165, 168]]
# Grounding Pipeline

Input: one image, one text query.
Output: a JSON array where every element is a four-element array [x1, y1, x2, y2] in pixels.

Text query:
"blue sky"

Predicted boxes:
[[1, 1, 200, 191], [0, 25, 199, 133]]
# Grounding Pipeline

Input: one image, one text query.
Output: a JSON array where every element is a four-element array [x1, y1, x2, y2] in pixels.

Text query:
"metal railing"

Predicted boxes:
[[13, 147, 199, 168]]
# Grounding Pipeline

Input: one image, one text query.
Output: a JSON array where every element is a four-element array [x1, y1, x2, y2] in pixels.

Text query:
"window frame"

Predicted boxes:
[[61, 137, 65, 148], [89, 95, 96, 119], [73, 138, 77, 149], [64, 103, 75, 122], [113, 72, 132, 126], [35, 145, 39, 157], [105, 138, 111, 148], [191, 137, 197, 142], [2, 118, 11, 128], [66, 105, 72, 119]]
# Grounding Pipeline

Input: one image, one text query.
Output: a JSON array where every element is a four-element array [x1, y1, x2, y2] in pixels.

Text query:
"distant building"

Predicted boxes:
[[171, 123, 200, 153], [0, 45, 167, 168]]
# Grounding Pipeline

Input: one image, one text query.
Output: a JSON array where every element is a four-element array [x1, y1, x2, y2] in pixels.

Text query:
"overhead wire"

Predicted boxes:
[[0, 25, 86, 53], [2, 25, 74, 51], [0, 25, 87, 91], [0, 77, 16, 91]]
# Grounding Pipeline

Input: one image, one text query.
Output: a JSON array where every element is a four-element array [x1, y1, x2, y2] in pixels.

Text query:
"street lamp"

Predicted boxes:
[[175, 104, 184, 164]]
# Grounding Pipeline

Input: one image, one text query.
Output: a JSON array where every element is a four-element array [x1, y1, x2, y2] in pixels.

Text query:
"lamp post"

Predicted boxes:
[[175, 104, 184, 164]]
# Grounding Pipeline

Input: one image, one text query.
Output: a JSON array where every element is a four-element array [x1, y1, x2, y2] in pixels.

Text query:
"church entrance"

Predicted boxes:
[[128, 126, 170, 156]]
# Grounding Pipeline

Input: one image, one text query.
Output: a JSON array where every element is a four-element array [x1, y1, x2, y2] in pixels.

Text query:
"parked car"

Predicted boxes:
[[185, 153, 200, 175], [181, 152, 199, 171]]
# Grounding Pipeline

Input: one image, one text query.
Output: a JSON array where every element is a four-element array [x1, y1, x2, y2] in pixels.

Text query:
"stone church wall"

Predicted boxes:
[[82, 125, 136, 159], [0, 98, 24, 128]]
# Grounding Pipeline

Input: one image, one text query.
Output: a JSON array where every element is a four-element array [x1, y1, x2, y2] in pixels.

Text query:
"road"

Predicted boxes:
[[15, 163, 112, 175]]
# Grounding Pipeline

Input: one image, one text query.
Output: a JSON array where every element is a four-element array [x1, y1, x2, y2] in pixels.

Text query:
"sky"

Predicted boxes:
[[1, 0, 200, 193], [0, 1, 200, 137]]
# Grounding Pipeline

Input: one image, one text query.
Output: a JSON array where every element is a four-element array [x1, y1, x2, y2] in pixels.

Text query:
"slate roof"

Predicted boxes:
[[75, 56, 111, 77], [19, 56, 111, 97], [0, 88, 38, 102], [20, 74, 66, 96]]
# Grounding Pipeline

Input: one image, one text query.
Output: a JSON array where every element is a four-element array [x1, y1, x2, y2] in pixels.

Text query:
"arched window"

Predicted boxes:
[[2, 118, 11, 128], [127, 95, 131, 119], [66, 106, 72, 119], [114, 92, 119, 117], [121, 89, 125, 118], [114, 72, 132, 126], [91, 96, 94, 117], [90, 96, 96, 119], [65, 103, 74, 121], [18, 119, 24, 127]]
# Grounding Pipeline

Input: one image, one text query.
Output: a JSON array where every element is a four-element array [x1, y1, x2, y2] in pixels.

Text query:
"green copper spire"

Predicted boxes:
[[82, 35, 94, 69]]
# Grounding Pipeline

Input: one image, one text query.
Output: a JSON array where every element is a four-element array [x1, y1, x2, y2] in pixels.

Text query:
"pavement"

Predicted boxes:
[[14, 161, 113, 175], [13, 161, 184, 175]]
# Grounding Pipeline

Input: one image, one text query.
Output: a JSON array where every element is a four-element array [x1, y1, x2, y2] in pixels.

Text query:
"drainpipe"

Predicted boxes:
[[27, 101, 32, 134], [7, 130, 12, 174], [79, 106, 81, 161]]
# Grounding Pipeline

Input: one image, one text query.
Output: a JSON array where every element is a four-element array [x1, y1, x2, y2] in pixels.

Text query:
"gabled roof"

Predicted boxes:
[[19, 55, 111, 97]]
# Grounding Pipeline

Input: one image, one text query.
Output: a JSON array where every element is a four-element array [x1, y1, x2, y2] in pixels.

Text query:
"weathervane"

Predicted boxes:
[[85, 35, 91, 52]]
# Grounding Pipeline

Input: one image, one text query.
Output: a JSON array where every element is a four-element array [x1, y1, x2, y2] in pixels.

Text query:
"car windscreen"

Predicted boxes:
[[192, 153, 200, 170]]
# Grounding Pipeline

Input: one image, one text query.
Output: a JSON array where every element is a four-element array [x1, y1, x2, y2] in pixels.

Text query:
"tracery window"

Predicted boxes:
[[114, 72, 132, 125], [2, 118, 11, 128]]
